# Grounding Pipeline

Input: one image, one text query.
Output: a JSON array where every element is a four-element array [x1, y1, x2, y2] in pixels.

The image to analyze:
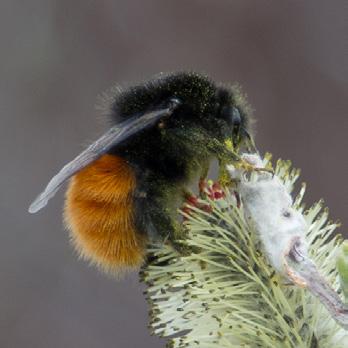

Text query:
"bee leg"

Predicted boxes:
[[145, 199, 193, 255], [207, 138, 240, 163], [236, 158, 274, 176], [143, 216, 188, 267], [152, 213, 189, 251], [183, 188, 195, 200], [200, 162, 210, 182], [218, 158, 234, 187], [197, 162, 210, 196]]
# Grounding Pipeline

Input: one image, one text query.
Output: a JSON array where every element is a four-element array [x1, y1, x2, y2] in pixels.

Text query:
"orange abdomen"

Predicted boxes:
[[64, 154, 146, 274]]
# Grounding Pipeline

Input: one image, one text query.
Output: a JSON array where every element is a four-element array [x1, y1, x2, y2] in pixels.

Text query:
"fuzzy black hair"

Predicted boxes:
[[110, 72, 218, 123]]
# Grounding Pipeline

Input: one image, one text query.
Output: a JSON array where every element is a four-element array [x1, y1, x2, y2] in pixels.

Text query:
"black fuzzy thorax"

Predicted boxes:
[[111, 72, 218, 122]]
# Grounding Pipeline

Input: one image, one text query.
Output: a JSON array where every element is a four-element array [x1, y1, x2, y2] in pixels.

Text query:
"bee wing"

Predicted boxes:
[[29, 106, 175, 213]]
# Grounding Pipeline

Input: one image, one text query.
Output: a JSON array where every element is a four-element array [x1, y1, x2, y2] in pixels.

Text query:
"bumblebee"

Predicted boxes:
[[29, 72, 251, 274]]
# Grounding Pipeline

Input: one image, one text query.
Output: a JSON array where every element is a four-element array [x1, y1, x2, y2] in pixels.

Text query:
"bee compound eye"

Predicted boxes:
[[221, 106, 241, 128], [231, 107, 241, 127]]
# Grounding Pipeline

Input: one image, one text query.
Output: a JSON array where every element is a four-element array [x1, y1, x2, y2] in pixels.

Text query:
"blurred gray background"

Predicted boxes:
[[1, 1, 347, 347]]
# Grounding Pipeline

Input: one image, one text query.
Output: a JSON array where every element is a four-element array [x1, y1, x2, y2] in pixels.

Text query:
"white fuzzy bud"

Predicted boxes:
[[227, 154, 308, 273]]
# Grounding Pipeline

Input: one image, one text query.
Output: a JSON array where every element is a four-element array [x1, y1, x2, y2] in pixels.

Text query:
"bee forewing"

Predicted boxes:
[[28, 107, 173, 213]]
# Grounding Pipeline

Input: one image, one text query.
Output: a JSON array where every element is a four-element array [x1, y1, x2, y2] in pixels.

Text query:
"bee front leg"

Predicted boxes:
[[141, 182, 195, 256], [199, 162, 210, 181]]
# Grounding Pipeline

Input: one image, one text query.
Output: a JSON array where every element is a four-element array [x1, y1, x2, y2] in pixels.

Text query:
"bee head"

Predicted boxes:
[[214, 85, 251, 149]]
